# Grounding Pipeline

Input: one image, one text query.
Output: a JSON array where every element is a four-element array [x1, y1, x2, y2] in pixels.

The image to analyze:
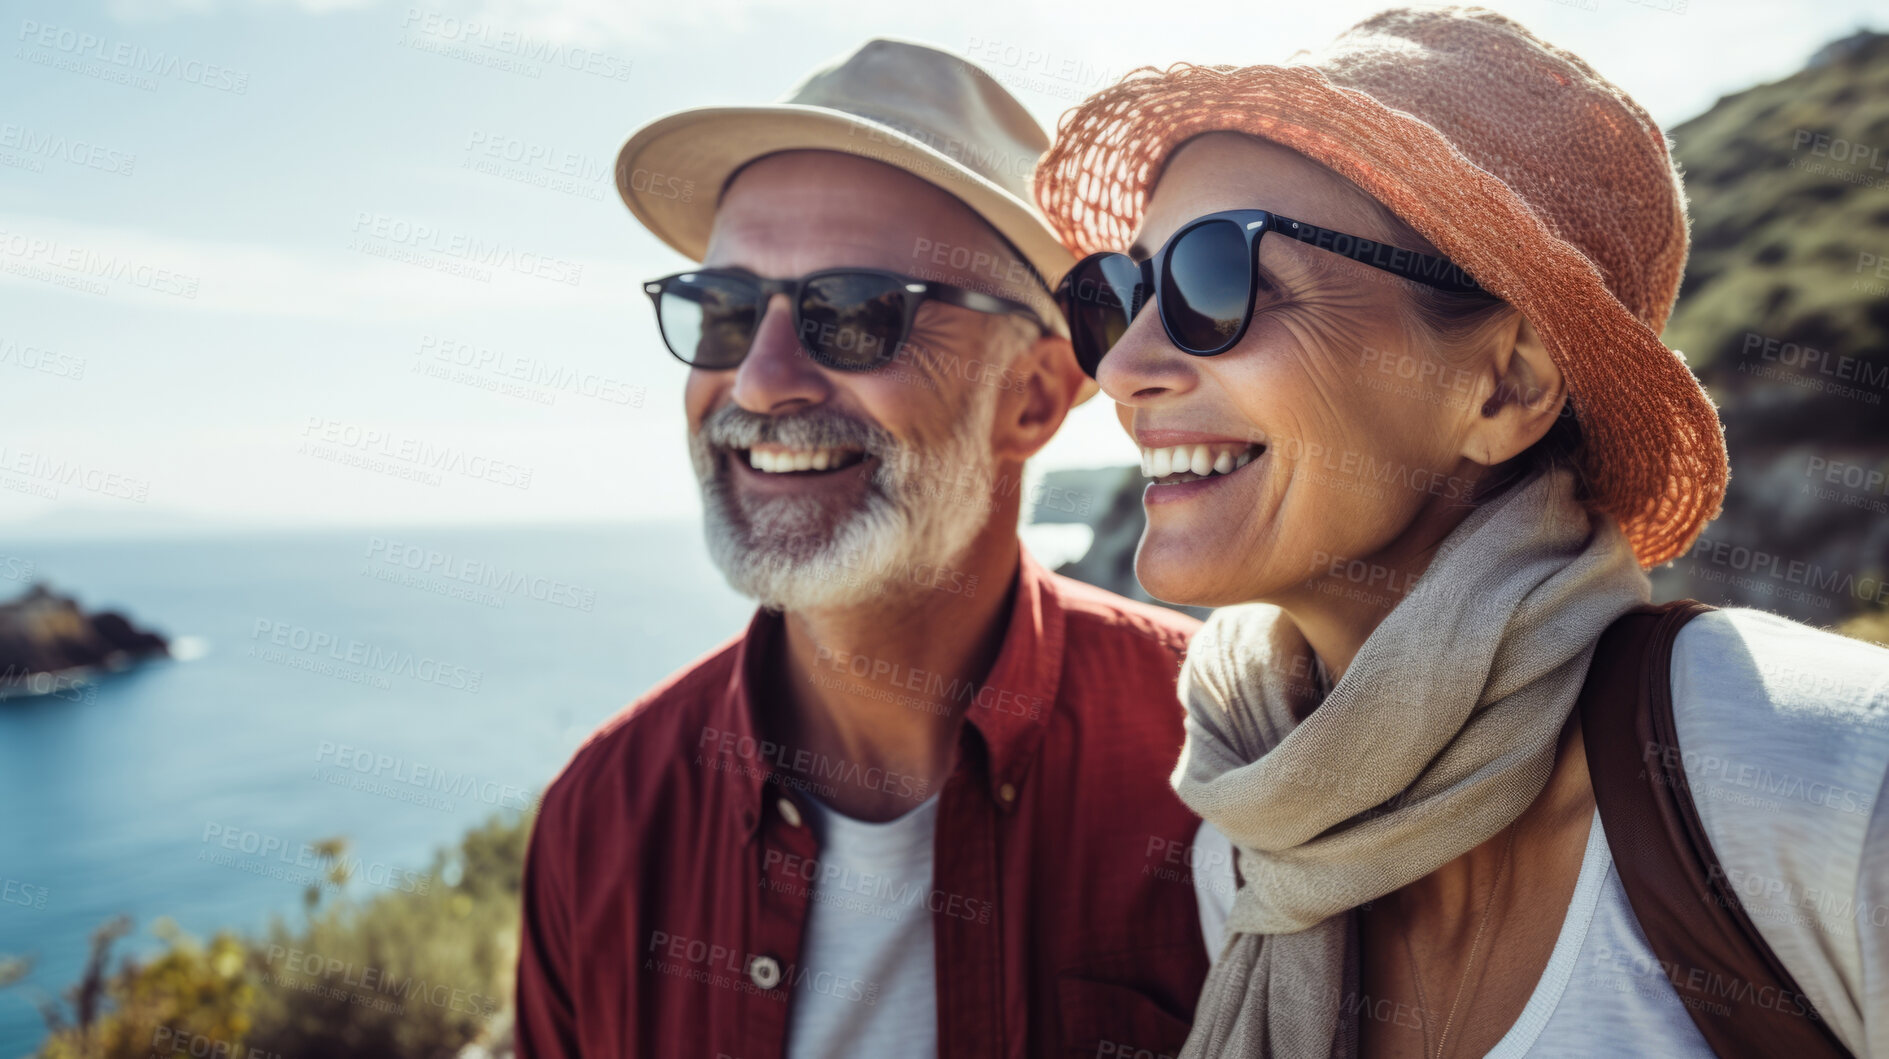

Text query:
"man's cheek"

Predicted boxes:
[[683, 376, 727, 440]]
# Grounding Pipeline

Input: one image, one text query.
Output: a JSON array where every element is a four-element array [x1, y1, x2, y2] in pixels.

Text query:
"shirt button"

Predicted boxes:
[[777, 798, 802, 828], [749, 955, 782, 990], [999, 782, 1017, 803]]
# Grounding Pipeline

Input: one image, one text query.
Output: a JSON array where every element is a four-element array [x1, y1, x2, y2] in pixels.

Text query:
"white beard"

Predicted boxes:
[[691, 388, 1001, 613]]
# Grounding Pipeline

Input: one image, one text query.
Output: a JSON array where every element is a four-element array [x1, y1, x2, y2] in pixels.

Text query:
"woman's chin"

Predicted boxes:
[[1134, 530, 1245, 609]]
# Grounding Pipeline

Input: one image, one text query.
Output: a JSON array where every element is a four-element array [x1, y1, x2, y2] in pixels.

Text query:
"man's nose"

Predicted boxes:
[[729, 293, 833, 416]]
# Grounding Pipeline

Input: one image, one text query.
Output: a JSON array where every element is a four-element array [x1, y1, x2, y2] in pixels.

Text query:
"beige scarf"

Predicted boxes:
[[1174, 469, 1650, 1057]]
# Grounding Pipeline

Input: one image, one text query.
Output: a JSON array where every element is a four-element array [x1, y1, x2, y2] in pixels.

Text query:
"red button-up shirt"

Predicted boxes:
[[516, 552, 1210, 1058]]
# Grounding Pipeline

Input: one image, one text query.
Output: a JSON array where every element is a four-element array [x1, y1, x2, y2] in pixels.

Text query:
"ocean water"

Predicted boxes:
[[0, 522, 754, 1058]]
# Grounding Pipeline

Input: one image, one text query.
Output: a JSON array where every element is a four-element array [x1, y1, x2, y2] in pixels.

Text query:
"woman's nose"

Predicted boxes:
[[1096, 308, 1201, 406]]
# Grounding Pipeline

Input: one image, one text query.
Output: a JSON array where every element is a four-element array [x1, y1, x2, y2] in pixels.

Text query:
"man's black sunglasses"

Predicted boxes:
[[1054, 209, 1489, 378], [644, 267, 1049, 372]]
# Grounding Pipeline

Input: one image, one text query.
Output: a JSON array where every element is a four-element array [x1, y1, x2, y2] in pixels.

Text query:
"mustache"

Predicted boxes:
[[698, 404, 894, 455]]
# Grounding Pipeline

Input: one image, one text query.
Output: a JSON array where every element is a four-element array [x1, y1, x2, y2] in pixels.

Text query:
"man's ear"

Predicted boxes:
[[992, 331, 1083, 463], [1461, 315, 1565, 467]]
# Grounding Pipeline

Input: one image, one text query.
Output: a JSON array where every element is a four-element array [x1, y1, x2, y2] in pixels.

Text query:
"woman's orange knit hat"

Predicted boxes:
[[1036, 6, 1727, 568]]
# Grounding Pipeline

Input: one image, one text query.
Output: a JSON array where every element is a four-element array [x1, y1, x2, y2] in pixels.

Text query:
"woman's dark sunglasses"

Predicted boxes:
[[1054, 209, 1488, 378], [644, 267, 1048, 372]]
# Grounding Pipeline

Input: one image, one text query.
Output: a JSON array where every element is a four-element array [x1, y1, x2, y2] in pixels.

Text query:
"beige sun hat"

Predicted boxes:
[[616, 39, 1087, 379]]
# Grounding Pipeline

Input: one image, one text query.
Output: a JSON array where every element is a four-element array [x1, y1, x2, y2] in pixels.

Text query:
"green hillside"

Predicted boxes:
[[1665, 29, 1889, 439], [1656, 30, 1889, 624]]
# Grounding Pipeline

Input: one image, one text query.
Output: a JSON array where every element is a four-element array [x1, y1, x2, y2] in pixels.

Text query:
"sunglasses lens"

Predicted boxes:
[[1058, 254, 1144, 378], [799, 272, 907, 370], [657, 273, 760, 369], [1161, 220, 1251, 353]]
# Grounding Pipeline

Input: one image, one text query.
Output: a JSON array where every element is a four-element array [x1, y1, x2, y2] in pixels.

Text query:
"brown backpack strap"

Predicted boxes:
[[1579, 599, 1854, 1058]]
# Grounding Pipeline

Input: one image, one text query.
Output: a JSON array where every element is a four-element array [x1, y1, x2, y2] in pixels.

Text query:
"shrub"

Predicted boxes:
[[11, 811, 531, 1059]]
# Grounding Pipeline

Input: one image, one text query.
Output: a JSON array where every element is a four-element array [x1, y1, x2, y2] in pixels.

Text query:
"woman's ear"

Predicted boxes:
[[1460, 316, 1565, 467]]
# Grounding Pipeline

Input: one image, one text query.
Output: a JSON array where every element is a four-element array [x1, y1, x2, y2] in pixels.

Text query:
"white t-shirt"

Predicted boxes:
[[786, 793, 942, 1059], [1196, 606, 1889, 1055]]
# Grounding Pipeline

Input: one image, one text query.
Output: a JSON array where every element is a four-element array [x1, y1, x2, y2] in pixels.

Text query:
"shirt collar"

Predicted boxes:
[[958, 549, 1065, 810], [718, 548, 1068, 837]]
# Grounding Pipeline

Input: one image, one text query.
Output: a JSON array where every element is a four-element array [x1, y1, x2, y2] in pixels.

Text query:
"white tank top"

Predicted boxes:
[[1194, 810, 1714, 1056], [1483, 809, 1712, 1056]]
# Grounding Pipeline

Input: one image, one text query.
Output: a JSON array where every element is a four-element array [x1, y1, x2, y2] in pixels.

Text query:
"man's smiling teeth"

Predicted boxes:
[[745, 446, 863, 474], [1139, 443, 1262, 481]]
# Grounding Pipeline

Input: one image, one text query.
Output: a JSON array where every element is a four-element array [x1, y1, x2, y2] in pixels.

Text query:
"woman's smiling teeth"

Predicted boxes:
[[744, 445, 866, 474], [1139, 443, 1263, 482]]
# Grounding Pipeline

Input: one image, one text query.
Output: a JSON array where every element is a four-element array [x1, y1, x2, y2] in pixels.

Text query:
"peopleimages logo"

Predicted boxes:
[[150, 1027, 280, 1059], [1642, 741, 1875, 816], [1792, 130, 1888, 172], [249, 618, 485, 693], [1688, 537, 1889, 606], [0, 445, 149, 502], [299, 417, 535, 490], [760, 848, 992, 924], [199, 822, 431, 895], [698, 724, 932, 802], [0, 122, 135, 175], [416, 334, 644, 407], [1741, 332, 1889, 391], [961, 36, 1131, 105], [645, 930, 880, 1005], [0, 229, 200, 299], [15, 19, 250, 93], [349, 213, 583, 287], [314, 741, 535, 811], [460, 130, 619, 203], [263, 945, 501, 1018], [363, 536, 596, 612], [397, 8, 633, 81], [463, 130, 609, 182], [2, 878, 49, 910], [0, 336, 86, 380]]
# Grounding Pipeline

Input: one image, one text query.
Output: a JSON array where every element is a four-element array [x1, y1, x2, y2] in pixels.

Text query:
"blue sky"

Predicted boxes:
[[0, 0, 1878, 535]]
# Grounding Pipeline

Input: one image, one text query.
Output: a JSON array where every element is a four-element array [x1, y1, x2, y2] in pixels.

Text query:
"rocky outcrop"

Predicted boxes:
[[0, 584, 169, 698]]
